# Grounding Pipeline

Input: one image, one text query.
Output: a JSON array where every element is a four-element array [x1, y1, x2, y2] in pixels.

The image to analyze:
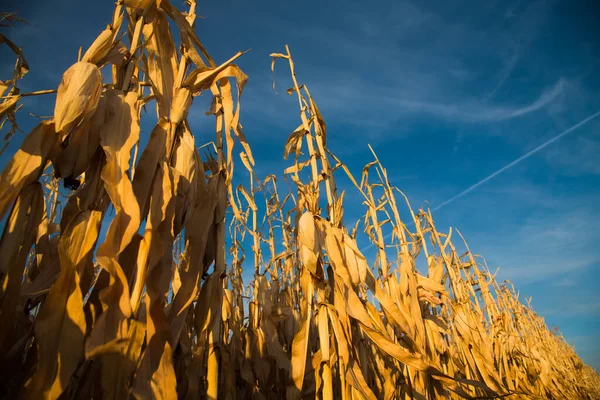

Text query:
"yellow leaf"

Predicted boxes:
[[0, 121, 56, 220], [54, 62, 103, 137], [23, 210, 99, 399], [287, 316, 311, 400]]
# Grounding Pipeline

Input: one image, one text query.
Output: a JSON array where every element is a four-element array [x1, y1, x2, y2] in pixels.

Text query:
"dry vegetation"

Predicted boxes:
[[0, 1, 599, 399]]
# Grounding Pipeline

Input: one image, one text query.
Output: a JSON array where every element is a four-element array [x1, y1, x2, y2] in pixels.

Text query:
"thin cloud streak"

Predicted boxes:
[[305, 77, 566, 128], [484, 50, 520, 102], [392, 78, 565, 122], [360, 109, 600, 253], [432, 109, 600, 211]]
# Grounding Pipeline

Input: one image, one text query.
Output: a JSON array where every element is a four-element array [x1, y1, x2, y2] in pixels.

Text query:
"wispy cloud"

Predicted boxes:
[[292, 75, 567, 132], [260, 0, 559, 127], [541, 125, 600, 176], [540, 301, 600, 317], [484, 50, 521, 102], [362, 108, 600, 252], [463, 185, 600, 282], [432, 108, 600, 210], [387, 78, 565, 122], [554, 277, 577, 287]]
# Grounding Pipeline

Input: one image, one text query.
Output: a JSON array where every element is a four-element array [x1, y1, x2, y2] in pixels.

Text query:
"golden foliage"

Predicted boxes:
[[0, 2, 598, 399]]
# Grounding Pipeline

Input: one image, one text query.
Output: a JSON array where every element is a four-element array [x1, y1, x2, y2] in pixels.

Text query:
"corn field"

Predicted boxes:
[[0, 1, 599, 399]]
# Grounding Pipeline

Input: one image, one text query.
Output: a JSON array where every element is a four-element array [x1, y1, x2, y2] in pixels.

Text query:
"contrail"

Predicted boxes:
[[360, 109, 600, 253], [432, 109, 600, 211]]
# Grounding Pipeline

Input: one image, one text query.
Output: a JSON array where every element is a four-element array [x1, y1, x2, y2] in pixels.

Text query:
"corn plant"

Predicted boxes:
[[0, 1, 598, 399]]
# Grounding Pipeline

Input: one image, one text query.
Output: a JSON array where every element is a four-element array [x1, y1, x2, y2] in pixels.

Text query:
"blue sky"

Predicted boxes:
[[1, 0, 599, 369]]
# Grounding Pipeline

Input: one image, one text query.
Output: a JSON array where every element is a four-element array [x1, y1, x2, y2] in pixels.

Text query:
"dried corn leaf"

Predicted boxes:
[[23, 210, 101, 399], [0, 183, 43, 352], [82, 18, 122, 66], [0, 121, 56, 220], [54, 62, 103, 137]]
